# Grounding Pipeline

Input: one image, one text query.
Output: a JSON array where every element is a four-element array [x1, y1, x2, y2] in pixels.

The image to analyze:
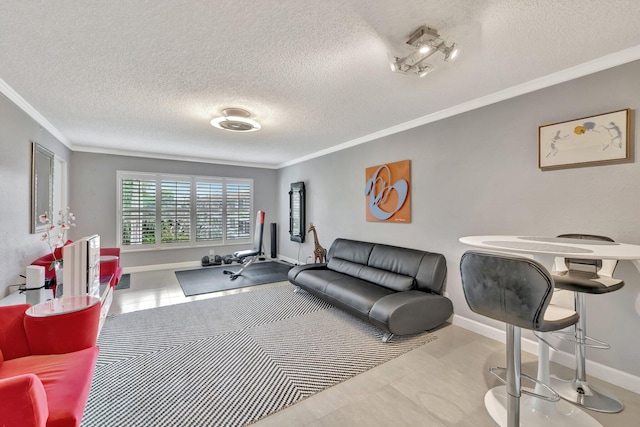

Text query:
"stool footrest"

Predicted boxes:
[[550, 331, 611, 349], [490, 367, 560, 402]]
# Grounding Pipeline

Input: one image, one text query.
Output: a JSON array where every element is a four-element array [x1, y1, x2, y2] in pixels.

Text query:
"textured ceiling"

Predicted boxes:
[[2, 0, 640, 168]]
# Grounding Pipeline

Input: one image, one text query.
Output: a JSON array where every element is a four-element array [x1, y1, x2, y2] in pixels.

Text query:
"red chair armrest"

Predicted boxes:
[[0, 305, 31, 360], [0, 374, 48, 427], [31, 255, 56, 279], [23, 302, 101, 355], [100, 247, 120, 260]]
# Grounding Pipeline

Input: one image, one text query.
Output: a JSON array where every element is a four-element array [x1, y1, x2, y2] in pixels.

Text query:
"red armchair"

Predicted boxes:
[[30, 241, 71, 284], [98, 247, 123, 288], [0, 303, 100, 427], [31, 242, 123, 289]]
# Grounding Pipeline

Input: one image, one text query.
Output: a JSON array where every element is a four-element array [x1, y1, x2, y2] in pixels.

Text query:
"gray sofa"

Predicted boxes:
[[288, 238, 453, 342]]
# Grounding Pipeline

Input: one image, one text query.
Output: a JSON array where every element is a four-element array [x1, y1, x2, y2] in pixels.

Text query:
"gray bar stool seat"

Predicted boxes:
[[549, 234, 624, 413], [460, 251, 580, 427]]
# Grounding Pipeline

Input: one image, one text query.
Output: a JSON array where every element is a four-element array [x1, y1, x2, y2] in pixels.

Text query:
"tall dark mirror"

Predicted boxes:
[[31, 142, 54, 233], [289, 182, 305, 243]]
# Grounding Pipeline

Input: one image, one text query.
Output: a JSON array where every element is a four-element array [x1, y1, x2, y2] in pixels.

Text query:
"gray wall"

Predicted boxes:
[[0, 93, 71, 297], [69, 153, 278, 268], [277, 60, 640, 377]]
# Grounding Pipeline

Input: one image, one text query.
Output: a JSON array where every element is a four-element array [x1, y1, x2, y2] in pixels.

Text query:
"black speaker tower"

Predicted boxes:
[[270, 223, 277, 258]]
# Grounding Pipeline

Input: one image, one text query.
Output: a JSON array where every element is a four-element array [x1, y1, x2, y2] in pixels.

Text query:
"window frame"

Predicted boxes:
[[117, 171, 254, 252]]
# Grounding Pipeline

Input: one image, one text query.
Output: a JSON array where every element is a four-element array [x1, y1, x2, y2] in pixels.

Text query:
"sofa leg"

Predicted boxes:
[[293, 286, 301, 293], [382, 332, 394, 343]]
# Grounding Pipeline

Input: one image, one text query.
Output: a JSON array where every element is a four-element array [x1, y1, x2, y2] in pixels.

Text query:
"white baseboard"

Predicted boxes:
[[277, 254, 304, 266], [123, 256, 300, 274], [123, 261, 201, 274], [452, 314, 640, 394]]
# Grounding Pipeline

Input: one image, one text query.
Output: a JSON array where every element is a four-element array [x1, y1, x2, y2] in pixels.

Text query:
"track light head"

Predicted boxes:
[[389, 25, 458, 77]]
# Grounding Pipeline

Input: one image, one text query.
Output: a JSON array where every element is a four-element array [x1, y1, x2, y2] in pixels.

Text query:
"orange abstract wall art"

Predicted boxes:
[[365, 159, 411, 223]]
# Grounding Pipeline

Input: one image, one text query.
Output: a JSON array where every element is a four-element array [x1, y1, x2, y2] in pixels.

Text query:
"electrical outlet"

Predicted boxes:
[[209, 249, 215, 256]]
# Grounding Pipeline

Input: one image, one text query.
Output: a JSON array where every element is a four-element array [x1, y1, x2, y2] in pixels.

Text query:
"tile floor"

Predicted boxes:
[[109, 268, 640, 426]]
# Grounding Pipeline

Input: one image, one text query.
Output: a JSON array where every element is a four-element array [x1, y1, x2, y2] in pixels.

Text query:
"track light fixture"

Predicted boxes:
[[389, 25, 458, 78]]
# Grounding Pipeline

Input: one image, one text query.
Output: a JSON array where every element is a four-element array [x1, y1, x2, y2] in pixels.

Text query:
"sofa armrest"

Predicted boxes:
[[288, 263, 328, 283], [0, 374, 49, 427], [369, 291, 453, 335], [23, 302, 101, 355]]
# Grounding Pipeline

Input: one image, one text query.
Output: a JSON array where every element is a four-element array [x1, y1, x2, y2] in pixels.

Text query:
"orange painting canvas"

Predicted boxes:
[[365, 160, 411, 223]]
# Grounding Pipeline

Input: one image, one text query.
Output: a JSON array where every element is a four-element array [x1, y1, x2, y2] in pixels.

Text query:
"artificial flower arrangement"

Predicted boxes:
[[39, 207, 76, 270]]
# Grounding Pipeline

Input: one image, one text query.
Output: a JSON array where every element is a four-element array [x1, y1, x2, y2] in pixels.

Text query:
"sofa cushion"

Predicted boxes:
[[358, 265, 415, 292], [0, 347, 99, 427], [324, 277, 394, 316], [327, 258, 364, 277], [328, 239, 374, 264], [294, 269, 347, 295], [328, 254, 415, 292], [368, 244, 425, 277]]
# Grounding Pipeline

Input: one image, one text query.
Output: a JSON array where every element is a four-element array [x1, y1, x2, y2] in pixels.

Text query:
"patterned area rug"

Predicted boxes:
[[82, 284, 437, 426]]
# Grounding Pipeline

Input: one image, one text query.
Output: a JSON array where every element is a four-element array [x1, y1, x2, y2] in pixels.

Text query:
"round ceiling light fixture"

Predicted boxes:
[[210, 108, 261, 132]]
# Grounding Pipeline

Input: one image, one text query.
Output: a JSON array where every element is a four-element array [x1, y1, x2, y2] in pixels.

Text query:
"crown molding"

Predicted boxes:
[[278, 44, 640, 168], [0, 77, 71, 147], [3, 44, 640, 170], [72, 144, 279, 169]]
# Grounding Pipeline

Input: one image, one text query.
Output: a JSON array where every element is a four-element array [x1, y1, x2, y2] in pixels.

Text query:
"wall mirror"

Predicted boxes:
[[31, 142, 55, 233], [289, 181, 305, 243]]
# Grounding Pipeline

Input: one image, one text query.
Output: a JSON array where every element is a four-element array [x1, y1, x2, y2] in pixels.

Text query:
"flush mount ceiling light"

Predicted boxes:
[[210, 108, 261, 132], [389, 25, 459, 78]]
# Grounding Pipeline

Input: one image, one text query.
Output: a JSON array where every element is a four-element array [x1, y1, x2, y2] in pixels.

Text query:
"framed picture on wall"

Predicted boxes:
[[365, 159, 411, 223], [538, 108, 631, 170]]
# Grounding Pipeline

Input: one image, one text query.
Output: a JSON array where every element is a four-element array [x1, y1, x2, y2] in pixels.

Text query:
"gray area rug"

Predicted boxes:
[[175, 261, 292, 296], [82, 285, 437, 427]]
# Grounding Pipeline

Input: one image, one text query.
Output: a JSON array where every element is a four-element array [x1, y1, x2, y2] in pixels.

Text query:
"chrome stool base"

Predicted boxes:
[[550, 376, 623, 413], [485, 386, 602, 427]]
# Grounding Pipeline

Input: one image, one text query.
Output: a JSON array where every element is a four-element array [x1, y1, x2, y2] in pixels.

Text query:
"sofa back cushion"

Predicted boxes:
[[327, 238, 448, 295], [327, 258, 364, 277], [0, 305, 31, 360], [414, 251, 448, 294], [368, 243, 447, 294], [368, 244, 424, 277], [328, 258, 415, 291], [327, 239, 374, 264], [358, 265, 415, 291]]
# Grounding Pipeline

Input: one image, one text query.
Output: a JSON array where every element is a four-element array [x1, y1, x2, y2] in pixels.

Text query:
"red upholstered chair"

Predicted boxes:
[[30, 240, 72, 284], [0, 303, 100, 427], [31, 242, 123, 289], [99, 247, 123, 288]]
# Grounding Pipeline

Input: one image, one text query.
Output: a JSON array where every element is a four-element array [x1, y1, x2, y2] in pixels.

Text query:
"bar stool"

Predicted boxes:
[[460, 251, 580, 427], [549, 234, 624, 413]]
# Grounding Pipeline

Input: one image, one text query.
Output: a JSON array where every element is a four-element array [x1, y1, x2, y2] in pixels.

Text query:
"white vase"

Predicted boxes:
[[54, 264, 64, 298]]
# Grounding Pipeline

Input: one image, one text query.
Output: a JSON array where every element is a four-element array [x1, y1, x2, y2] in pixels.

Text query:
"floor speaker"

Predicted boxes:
[[270, 223, 277, 258]]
